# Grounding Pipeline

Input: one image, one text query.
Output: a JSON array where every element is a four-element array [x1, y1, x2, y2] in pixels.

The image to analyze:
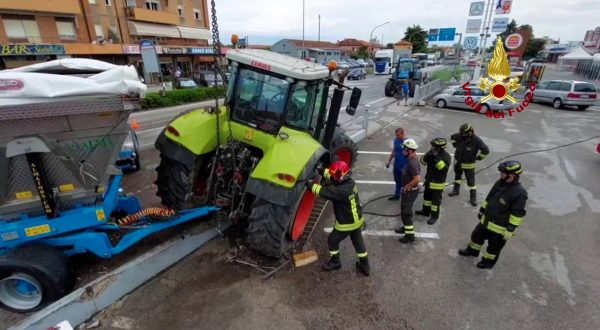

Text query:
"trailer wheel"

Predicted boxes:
[[155, 155, 210, 210], [384, 80, 395, 97], [330, 133, 358, 167], [0, 244, 74, 313]]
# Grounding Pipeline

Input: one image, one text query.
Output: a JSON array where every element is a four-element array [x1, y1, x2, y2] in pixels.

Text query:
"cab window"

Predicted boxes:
[[286, 82, 318, 130], [231, 68, 290, 134]]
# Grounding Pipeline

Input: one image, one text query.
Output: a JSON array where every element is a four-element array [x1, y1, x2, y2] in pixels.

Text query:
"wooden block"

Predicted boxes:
[[293, 250, 319, 267]]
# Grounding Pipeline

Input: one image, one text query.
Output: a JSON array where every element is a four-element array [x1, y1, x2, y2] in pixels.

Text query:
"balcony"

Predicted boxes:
[[0, 0, 81, 14], [127, 7, 179, 25]]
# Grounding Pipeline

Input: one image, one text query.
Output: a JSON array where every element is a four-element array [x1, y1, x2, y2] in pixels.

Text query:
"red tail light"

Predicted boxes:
[[277, 174, 285, 180], [166, 126, 180, 137], [277, 174, 296, 183], [567, 93, 581, 98], [590, 94, 597, 99]]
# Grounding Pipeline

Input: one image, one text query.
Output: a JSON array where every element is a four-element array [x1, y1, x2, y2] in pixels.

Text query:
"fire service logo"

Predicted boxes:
[[463, 37, 536, 119]]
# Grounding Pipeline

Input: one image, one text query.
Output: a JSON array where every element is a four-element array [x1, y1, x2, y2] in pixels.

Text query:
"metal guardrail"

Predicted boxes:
[[345, 105, 370, 143], [413, 80, 442, 106], [575, 62, 600, 81]]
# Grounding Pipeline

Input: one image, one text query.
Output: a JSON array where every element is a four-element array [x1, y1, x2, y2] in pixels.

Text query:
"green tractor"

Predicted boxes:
[[154, 49, 362, 257]]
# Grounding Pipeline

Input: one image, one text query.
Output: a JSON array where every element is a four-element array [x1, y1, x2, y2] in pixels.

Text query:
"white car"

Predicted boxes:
[[433, 87, 513, 113]]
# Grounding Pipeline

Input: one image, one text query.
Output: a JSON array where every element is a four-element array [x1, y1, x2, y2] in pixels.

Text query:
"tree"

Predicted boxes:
[[518, 24, 533, 34], [356, 46, 370, 59], [523, 38, 546, 59], [404, 25, 428, 53], [498, 19, 518, 42], [386, 43, 394, 49]]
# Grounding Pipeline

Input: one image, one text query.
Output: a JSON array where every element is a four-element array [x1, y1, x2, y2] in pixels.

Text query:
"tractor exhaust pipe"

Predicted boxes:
[[322, 87, 345, 151]]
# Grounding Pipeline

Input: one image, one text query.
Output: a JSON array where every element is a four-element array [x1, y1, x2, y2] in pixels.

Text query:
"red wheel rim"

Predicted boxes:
[[291, 190, 317, 241], [336, 148, 353, 167]]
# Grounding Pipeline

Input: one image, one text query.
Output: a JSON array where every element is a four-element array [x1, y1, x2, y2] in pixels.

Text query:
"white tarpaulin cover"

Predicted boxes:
[[0, 59, 146, 106]]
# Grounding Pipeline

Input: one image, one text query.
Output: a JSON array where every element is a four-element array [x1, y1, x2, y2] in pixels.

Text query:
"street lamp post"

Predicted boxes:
[[369, 21, 390, 57], [302, 0, 305, 59]]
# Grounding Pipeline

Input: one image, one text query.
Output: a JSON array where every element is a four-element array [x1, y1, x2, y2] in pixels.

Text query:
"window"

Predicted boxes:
[[105, 0, 111, 6], [145, 0, 160, 11], [56, 20, 77, 40], [95, 24, 104, 40], [193, 9, 201, 20], [558, 82, 572, 92], [178, 5, 184, 17], [286, 82, 318, 130], [453, 90, 468, 96], [231, 68, 290, 134], [574, 83, 596, 93], [547, 82, 561, 90], [89, 0, 96, 3], [3, 18, 41, 43], [536, 82, 549, 90]]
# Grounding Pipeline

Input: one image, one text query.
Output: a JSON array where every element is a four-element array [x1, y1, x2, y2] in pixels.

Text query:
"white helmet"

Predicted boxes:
[[402, 138, 418, 150]]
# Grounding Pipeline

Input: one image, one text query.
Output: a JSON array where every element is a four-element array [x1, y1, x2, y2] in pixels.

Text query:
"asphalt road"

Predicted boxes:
[[83, 82, 600, 330]]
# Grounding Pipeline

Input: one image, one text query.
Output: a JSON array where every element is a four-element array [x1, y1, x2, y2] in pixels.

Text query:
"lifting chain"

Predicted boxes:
[[210, 0, 233, 144]]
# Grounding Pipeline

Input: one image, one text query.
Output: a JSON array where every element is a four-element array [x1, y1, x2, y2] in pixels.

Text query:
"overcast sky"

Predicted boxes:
[[211, 0, 599, 46]]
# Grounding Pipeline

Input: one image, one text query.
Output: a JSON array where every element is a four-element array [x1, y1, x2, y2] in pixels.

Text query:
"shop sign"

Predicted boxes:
[[0, 44, 65, 56], [188, 48, 215, 55], [164, 47, 185, 54], [122, 45, 164, 54]]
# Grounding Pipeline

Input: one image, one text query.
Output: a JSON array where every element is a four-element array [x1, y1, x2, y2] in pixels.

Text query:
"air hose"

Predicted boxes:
[[116, 207, 176, 226]]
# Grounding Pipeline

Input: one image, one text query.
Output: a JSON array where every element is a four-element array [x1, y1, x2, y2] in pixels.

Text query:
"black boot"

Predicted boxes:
[[448, 183, 460, 197], [415, 208, 430, 217], [427, 217, 438, 225], [476, 259, 494, 269], [394, 226, 405, 234], [399, 234, 415, 244], [356, 257, 370, 277], [388, 196, 400, 201], [322, 255, 341, 271], [470, 190, 478, 206], [458, 248, 479, 257]]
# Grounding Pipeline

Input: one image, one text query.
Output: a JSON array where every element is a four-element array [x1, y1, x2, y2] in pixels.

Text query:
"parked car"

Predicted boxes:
[[356, 59, 367, 67], [532, 80, 597, 110], [510, 67, 525, 80], [426, 60, 435, 66], [467, 60, 477, 68], [337, 61, 350, 70], [348, 68, 367, 80], [116, 127, 141, 172], [433, 87, 512, 113], [175, 77, 199, 89]]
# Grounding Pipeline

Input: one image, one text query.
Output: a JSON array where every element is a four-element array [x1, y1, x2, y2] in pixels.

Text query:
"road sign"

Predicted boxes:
[[428, 35, 439, 42], [495, 0, 513, 15], [466, 19, 482, 33], [438, 28, 456, 41], [463, 36, 478, 50], [505, 33, 523, 49], [469, 1, 485, 16], [491, 18, 510, 32], [429, 29, 439, 36]]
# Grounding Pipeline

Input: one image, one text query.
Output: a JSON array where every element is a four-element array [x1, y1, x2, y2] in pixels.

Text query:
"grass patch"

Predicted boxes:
[[431, 68, 468, 82], [140, 86, 226, 110]]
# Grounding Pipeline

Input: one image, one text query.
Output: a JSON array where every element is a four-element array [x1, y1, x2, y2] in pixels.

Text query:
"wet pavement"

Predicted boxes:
[[83, 98, 600, 329]]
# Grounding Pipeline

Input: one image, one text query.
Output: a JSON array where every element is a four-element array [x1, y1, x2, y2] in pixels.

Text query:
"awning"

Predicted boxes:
[[177, 26, 211, 40], [128, 21, 180, 38]]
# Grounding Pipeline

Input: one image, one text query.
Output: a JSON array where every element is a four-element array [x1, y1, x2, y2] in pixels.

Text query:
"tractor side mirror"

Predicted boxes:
[[346, 87, 362, 116]]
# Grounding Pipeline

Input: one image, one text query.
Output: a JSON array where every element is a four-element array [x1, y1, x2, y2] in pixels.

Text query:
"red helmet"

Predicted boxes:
[[328, 161, 350, 182]]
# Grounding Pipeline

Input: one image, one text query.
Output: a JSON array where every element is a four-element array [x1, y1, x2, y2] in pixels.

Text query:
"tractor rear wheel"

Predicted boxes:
[[330, 133, 358, 166], [384, 80, 395, 97], [155, 155, 210, 210]]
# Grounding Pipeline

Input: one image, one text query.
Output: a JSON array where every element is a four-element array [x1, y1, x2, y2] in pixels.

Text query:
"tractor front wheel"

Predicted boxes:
[[155, 155, 211, 210], [384, 80, 395, 97]]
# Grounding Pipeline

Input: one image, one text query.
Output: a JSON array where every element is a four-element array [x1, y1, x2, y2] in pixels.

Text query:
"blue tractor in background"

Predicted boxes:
[[384, 58, 426, 98]]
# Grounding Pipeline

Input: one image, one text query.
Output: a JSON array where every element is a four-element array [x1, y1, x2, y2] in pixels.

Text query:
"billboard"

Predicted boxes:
[[466, 19, 482, 33], [438, 28, 457, 41], [495, 0, 513, 15], [491, 18, 510, 32], [505, 28, 532, 60]]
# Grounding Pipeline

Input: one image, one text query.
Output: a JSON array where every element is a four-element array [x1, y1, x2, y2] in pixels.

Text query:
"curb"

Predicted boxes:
[[9, 224, 228, 330]]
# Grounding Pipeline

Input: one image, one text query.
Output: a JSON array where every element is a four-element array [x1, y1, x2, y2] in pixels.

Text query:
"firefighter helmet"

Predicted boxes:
[[328, 161, 350, 182], [498, 160, 523, 175], [402, 138, 418, 150], [430, 137, 447, 149], [460, 123, 474, 134]]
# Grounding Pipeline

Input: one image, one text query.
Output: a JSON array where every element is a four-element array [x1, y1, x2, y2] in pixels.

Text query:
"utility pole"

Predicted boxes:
[[474, 0, 494, 80], [318, 14, 321, 42], [302, 0, 305, 59]]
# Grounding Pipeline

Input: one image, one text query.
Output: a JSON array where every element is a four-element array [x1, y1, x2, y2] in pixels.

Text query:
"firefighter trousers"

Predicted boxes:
[[464, 223, 507, 266], [453, 162, 476, 191], [328, 228, 367, 258], [400, 189, 419, 235], [422, 182, 443, 219]]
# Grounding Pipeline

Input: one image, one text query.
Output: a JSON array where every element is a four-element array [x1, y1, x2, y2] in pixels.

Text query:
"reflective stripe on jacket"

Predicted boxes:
[[420, 150, 451, 189], [310, 177, 364, 231]]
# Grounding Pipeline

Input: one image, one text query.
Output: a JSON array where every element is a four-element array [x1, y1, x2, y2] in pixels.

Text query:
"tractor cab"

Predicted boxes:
[[225, 49, 331, 136]]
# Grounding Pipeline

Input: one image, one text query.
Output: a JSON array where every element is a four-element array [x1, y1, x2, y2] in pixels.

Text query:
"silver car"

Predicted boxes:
[[532, 80, 597, 110], [433, 87, 511, 113]]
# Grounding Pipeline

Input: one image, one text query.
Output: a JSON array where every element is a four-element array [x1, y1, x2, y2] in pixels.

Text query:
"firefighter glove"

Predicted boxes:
[[476, 154, 485, 161], [316, 164, 325, 176], [477, 212, 483, 220], [305, 181, 314, 191], [502, 230, 515, 240]]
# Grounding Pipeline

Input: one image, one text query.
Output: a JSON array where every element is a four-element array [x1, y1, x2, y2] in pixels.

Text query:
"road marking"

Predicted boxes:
[[138, 127, 164, 134], [324, 227, 439, 239], [358, 151, 454, 156], [366, 97, 388, 106], [355, 180, 425, 187]]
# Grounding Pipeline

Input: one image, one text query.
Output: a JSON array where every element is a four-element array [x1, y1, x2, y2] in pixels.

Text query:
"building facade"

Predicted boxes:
[[336, 38, 383, 58], [583, 27, 600, 53], [272, 39, 341, 64], [0, 0, 214, 78]]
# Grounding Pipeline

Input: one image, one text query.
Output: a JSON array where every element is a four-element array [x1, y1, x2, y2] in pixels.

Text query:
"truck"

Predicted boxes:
[[374, 49, 394, 74], [384, 58, 425, 97], [154, 49, 362, 258]]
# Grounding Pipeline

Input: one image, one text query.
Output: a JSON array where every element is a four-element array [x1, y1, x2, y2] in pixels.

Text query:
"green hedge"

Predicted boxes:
[[141, 86, 227, 110]]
